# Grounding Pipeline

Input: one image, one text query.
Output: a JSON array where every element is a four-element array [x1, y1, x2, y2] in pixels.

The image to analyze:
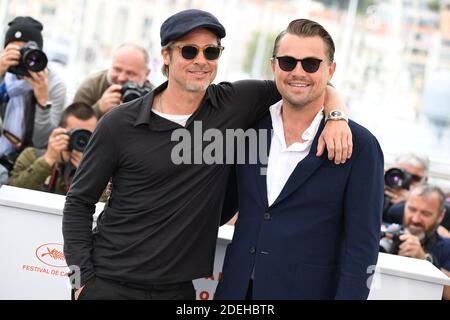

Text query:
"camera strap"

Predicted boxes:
[[44, 155, 78, 194], [2, 129, 22, 149], [63, 160, 77, 193], [46, 163, 60, 194]]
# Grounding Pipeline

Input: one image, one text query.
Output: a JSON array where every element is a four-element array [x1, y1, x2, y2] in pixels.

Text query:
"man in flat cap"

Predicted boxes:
[[63, 9, 351, 300], [0, 16, 66, 185]]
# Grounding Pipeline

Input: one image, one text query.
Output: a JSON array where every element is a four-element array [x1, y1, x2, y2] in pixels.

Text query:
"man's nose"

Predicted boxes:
[[410, 212, 422, 224], [291, 61, 308, 75], [117, 72, 129, 84], [193, 50, 208, 65]]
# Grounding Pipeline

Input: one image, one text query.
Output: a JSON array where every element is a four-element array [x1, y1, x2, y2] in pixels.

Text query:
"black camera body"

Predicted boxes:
[[120, 81, 151, 103], [379, 224, 405, 254], [384, 167, 413, 190], [8, 41, 48, 77], [383, 167, 416, 212], [67, 128, 92, 152]]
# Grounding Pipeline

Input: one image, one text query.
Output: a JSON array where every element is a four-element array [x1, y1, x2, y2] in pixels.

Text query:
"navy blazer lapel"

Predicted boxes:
[[253, 113, 272, 209], [270, 119, 327, 208]]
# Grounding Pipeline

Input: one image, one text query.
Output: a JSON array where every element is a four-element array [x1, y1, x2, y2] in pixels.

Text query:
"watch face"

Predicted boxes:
[[331, 111, 342, 117]]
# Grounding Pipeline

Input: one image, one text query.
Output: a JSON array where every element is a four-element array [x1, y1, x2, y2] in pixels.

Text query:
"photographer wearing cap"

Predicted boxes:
[[380, 183, 450, 299], [7, 103, 103, 199], [0, 16, 66, 185], [73, 43, 153, 118]]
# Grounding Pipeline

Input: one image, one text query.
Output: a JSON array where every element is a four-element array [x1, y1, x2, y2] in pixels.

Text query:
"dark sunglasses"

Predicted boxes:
[[173, 44, 224, 60], [273, 56, 324, 73]]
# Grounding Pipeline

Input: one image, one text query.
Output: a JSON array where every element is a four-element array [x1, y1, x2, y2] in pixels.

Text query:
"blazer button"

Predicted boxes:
[[264, 212, 272, 220], [249, 246, 256, 254]]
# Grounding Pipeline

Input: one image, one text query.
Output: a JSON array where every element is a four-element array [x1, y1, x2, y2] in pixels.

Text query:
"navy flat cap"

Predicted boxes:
[[160, 9, 226, 46]]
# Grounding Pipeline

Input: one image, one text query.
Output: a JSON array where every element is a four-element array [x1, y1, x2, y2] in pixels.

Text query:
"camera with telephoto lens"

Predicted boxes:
[[379, 223, 405, 254], [384, 167, 415, 190], [383, 167, 416, 212], [67, 128, 92, 152], [120, 81, 151, 103], [8, 41, 48, 77]]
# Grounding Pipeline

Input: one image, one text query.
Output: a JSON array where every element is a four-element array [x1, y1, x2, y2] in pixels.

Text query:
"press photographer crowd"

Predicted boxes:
[[0, 17, 152, 189], [381, 155, 450, 280], [0, 13, 449, 301]]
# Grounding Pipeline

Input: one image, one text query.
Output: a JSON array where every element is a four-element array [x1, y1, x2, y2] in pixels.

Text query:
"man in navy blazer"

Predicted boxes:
[[215, 19, 384, 300]]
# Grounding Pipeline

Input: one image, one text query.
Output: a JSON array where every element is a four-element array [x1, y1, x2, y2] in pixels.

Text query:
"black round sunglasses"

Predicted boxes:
[[273, 56, 324, 73]]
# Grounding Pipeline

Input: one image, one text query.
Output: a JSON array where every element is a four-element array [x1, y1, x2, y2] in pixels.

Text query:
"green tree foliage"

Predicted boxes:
[[242, 31, 278, 78], [427, 0, 441, 12]]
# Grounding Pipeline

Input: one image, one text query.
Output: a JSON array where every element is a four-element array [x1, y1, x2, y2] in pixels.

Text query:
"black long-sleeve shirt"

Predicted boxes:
[[62, 80, 280, 288]]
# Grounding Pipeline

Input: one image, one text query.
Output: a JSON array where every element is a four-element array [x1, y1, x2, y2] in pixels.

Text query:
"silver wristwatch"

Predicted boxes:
[[325, 110, 348, 122]]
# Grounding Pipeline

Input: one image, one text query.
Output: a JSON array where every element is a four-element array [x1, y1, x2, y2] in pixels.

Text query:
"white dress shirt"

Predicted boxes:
[[266, 101, 324, 206]]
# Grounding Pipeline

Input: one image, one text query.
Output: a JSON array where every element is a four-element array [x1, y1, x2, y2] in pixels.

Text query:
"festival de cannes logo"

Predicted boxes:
[[35, 243, 67, 268]]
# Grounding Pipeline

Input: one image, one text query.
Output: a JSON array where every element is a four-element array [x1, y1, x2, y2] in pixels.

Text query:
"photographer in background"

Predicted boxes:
[[384, 153, 429, 207], [7, 103, 104, 200], [73, 43, 153, 118], [383, 153, 428, 218], [0, 16, 66, 185], [380, 184, 450, 299], [384, 153, 450, 237]]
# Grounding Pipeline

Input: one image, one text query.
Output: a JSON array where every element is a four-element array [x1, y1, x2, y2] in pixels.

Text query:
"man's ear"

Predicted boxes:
[[328, 61, 336, 81], [161, 48, 171, 66]]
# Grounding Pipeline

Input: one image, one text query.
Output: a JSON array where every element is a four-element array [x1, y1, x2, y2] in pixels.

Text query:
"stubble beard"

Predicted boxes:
[[174, 74, 212, 92], [185, 81, 210, 92], [284, 85, 325, 110]]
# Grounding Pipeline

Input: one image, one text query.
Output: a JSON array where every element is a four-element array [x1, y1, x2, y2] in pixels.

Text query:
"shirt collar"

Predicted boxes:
[[269, 100, 324, 151], [134, 81, 218, 129], [134, 81, 167, 127]]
